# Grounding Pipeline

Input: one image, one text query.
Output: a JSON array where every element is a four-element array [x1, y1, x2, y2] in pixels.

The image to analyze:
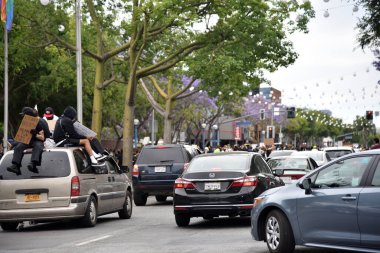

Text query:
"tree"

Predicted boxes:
[[354, 0, 380, 48]]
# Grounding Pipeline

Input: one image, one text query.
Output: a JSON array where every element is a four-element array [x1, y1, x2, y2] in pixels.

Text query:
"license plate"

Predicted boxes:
[[204, 182, 221, 191], [155, 166, 166, 173], [281, 177, 292, 184], [24, 194, 41, 202]]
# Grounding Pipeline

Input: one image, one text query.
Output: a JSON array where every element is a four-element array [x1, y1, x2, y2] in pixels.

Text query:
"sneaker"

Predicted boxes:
[[95, 154, 108, 161], [27, 162, 39, 173], [91, 161, 106, 167], [7, 164, 21, 175]]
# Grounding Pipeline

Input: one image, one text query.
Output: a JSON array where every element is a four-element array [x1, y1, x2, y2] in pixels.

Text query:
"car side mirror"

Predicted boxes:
[[120, 166, 129, 173], [300, 178, 312, 195], [273, 169, 284, 176]]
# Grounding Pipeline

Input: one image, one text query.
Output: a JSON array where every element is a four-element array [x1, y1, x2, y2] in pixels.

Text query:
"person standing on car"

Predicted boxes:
[[53, 106, 107, 166], [370, 138, 380, 150], [7, 107, 50, 175]]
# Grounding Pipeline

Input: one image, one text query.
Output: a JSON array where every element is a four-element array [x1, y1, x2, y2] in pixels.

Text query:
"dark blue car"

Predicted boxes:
[[251, 150, 380, 253], [132, 144, 194, 206]]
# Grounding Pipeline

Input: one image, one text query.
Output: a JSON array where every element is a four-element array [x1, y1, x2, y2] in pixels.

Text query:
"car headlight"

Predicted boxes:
[[253, 196, 265, 208]]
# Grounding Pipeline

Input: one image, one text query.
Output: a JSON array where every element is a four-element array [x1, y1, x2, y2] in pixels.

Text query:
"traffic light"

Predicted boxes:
[[267, 125, 275, 139], [287, 107, 296, 118], [366, 110, 373, 120], [260, 109, 265, 120]]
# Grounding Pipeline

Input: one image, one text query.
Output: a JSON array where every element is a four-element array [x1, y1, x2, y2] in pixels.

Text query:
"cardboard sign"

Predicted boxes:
[[73, 121, 97, 138], [14, 115, 39, 144], [264, 138, 274, 147], [46, 120, 57, 131]]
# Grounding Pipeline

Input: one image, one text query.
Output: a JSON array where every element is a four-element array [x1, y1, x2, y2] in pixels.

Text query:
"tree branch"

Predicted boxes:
[[176, 89, 199, 100], [172, 78, 196, 98], [148, 76, 168, 99], [139, 79, 165, 116]]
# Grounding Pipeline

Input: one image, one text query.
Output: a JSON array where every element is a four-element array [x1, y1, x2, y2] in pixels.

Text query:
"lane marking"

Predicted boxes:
[[76, 235, 112, 246]]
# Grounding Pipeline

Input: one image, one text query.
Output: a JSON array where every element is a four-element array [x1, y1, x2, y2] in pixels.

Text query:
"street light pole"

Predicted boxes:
[[75, 0, 83, 123], [133, 119, 140, 149], [212, 124, 218, 148]]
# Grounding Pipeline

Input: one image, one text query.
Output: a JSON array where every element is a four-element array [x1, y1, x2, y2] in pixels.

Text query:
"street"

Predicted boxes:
[[0, 197, 349, 253]]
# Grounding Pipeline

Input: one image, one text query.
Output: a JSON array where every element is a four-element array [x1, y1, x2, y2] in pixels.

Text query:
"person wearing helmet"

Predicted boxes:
[[7, 107, 50, 175], [53, 106, 107, 166]]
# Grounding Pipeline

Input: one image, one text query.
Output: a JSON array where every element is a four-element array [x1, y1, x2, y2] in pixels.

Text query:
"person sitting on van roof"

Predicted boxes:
[[7, 107, 50, 175], [53, 106, 107, 167]]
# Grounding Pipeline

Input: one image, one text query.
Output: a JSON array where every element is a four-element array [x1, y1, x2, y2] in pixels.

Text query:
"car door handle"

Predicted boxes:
[[341, 195, 357, 201], [112, 177, 115, 182], [108, 177, 112, 182]]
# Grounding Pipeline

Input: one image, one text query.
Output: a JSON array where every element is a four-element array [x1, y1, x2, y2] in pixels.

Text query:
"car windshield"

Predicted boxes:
[[300, 152, 323, 161], [137, 147, 185, 163], [268, 158, 309, 171], [0, 152, 71, 180], [186, 155, 249, 172], [269, 151, 294, 158], [325, 150, 352, 160]]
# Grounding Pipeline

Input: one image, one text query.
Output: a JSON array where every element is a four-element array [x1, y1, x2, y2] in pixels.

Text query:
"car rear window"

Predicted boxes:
[[187, 155, 249, 172], [0, 151, 71, 180], [137, 147, 185, 163], [325, 150, 352, 160]]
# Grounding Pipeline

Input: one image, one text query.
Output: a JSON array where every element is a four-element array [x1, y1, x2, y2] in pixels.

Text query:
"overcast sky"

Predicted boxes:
[[266, 0, 379, 125]]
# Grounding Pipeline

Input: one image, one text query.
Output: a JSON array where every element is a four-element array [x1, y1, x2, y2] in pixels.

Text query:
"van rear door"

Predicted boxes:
[[0, 151, 72, 210]]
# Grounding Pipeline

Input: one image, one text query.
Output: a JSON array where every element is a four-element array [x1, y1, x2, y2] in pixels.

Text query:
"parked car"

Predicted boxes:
[[132, 144, 194, 206], [173, 152, 284, 227], [323, 146, 355, 161], [292, 150, 328, 166], [251, 150, 380, 253], [0, 147, 132, 231], [267, 156, 318, 184]]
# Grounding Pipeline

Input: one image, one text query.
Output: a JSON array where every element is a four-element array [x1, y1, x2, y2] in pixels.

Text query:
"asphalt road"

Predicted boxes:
[[0, 197, 350, 253]]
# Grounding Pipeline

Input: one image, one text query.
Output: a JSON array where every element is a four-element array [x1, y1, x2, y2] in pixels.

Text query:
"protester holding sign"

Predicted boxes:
[[7, 107, 50, 175], [53, 106, 107, 167]]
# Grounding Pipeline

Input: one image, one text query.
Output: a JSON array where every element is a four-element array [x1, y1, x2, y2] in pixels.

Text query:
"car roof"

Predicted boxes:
[[196, 151, 257, 158], [269, 156, 310, 160], [142, 144, 185, 149], [323, 147, 353, 151]]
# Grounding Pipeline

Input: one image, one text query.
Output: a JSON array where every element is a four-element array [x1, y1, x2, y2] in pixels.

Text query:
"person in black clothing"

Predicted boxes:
[[7, 107, 50, 175], [53, 106, 107, 166]]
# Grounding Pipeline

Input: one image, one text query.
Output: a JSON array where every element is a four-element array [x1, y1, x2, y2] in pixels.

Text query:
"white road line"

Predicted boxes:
[[75, 235, 112, 246]]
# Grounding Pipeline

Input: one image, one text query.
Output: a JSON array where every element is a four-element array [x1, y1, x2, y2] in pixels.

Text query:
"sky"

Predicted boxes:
[[265, 0, 380, 125]]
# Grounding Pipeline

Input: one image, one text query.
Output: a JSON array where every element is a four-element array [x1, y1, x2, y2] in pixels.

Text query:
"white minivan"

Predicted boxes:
[[0, 147, 132, 231]]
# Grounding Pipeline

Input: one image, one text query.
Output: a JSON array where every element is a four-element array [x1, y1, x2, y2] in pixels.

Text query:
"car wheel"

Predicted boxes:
[[175, 214, 190, 227], [1, 222, 19, 231], [134, 192, 147, 206], [155, 195, 167, 202], [119, 190, 133, 219], [265, 210, 295, 253], [81, 196, 97, 227]]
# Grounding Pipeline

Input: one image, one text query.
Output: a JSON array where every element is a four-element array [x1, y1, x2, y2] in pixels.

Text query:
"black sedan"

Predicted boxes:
[[173, 152, 284, 226]]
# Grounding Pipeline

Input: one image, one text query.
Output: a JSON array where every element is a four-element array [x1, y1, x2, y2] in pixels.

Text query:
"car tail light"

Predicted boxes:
[[290, 174, 304, 180], [71, 176, 80, 196], [231, 176, 257, 187], [133, 164, 139, 176], [174, 178, 195, 189]]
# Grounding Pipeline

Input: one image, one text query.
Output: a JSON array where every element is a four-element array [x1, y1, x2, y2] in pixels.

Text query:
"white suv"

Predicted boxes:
[[0, 147, 132, 231]]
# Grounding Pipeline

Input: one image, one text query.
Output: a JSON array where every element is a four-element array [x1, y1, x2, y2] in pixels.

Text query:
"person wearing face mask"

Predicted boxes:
[[7, 107, 50, 175], [53, 106, 107, 167]]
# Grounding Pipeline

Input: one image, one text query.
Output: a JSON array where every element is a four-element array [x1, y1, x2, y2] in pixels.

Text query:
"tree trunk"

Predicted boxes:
[[91, 60, 104, 136], [122, 80, 135, 178], [163, 99, 173, 143]]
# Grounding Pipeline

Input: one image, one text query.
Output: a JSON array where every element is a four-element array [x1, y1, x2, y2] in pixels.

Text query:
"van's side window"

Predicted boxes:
[[107, 161, 117, 174], [73, 150, 93, 174]]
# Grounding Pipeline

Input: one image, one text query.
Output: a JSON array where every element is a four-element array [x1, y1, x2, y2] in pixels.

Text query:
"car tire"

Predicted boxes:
[[265, 210, 295, 253], [175, 214, 190, 227], [119, 190, 133, 219], [81, 196, 97, 227], [134, 192, 147, 206], [1, 222, 19, 231], [155, 195, 167, 202]]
